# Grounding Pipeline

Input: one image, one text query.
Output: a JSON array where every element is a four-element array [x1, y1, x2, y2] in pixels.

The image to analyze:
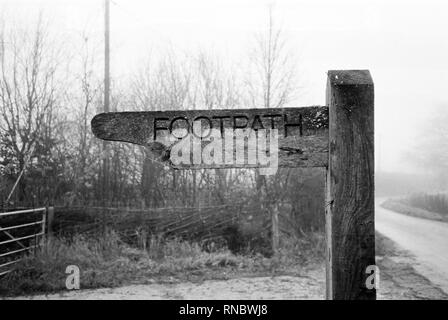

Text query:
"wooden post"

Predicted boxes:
[[41, 209, 47, 246], [325, 70, 375, 300], [271, 204, 279, 255], [47, 206, 54, 238]]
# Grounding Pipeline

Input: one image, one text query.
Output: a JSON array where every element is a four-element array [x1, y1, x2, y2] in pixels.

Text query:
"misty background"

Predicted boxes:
[[0, 0, 447, 298], [3, 0, 447, 178], [0, 0, 446, 221]]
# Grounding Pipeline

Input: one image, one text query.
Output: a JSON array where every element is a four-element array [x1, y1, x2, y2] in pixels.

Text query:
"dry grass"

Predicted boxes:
[[0, 230, 324, 297]]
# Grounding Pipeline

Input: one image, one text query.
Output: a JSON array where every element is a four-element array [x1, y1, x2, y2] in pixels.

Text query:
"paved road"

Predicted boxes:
[[376, 198, 448, 294]]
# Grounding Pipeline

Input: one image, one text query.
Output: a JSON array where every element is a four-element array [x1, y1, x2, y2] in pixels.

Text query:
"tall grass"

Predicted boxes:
[[0, 230, 137, 295], [0, 230, 324, 297]]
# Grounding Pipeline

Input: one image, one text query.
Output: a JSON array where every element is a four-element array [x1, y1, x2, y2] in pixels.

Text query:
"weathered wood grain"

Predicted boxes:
[[91, 106, 329, 169], [325, 70, 376, 300]]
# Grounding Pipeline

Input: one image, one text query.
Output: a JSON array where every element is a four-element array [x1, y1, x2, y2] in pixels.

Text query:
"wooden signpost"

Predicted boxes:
[[91, 70, 375, 300], [92, 106, 329, 169]]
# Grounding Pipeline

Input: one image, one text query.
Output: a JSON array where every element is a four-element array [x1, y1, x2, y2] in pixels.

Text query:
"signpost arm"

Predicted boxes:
[[325, 70, 375, 300]]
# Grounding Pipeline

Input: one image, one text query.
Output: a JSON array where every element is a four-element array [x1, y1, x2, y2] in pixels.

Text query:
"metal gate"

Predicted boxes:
[[0, 207, 48, 277]]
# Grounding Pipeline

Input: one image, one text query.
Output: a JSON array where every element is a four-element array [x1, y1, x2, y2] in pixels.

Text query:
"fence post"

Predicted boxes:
[[47, 206, 54, 238], [41, 208, 47, 246], [271, 204, 279, 255], [325, 70, 375, 300]]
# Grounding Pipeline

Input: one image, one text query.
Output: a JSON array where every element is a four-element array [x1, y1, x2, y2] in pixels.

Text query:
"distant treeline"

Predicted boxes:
[[402, 192, 448, 215]]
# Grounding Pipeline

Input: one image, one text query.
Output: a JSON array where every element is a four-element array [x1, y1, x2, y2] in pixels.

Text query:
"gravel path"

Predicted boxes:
[[7, 254, 448, 300], [9, 271, 326, 300]]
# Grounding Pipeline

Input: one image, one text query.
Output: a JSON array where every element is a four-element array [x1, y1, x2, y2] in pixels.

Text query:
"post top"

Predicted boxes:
[[328, 70, 373, 86]]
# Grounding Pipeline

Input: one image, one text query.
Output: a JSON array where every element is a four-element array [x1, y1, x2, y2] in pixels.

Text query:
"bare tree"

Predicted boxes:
[[129, 51, 191, 206], [244, 7, 303, 251], [0, 18, 61, 203], [405, 104, 448, 189], [190, 51, 241, 110], [245, 6, 298, 109], [129, 49, 245, 208], [59, 34, 102, 204], [131, 50, 191, 112]]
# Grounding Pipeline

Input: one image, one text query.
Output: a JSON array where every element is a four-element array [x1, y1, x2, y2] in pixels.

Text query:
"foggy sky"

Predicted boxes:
[[1, 0, 447, 173]]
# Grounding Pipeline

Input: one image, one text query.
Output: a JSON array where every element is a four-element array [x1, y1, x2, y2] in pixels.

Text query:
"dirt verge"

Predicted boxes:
[[376, 232, 448, 300], [381, 198, 448, 222]]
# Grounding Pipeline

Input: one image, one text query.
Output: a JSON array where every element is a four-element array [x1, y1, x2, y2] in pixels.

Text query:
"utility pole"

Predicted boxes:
[[105, 0, 110, 113], [103, 0, 111, 203]]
